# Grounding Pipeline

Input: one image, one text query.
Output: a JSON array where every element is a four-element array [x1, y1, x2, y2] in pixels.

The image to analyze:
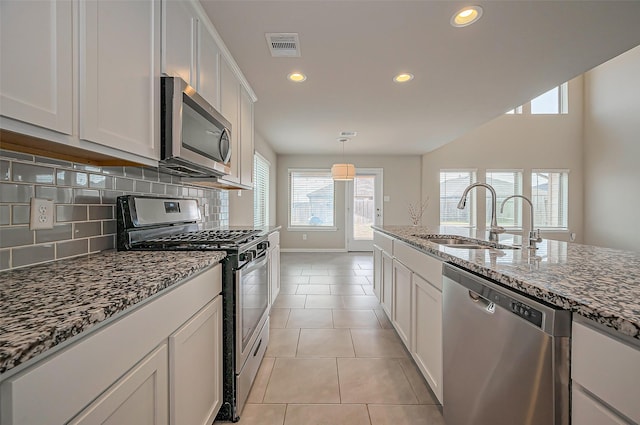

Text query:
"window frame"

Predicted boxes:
[[505, 82, 569, 115], [531, 169, 570, 230], [253, 152, 270, 228], [439, 169, 477, 228], [287, 168, 337, 231], [485, 169, 524, 230]]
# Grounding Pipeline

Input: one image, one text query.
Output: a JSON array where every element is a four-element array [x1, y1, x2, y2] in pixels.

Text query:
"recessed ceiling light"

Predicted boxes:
[[451, 6, 483, 27], [393, 73, 414, 83], [287, 72, 307, 82]]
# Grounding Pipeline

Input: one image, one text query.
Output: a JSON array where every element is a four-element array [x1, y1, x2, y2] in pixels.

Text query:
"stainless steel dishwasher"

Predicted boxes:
[[442, 263, 571, 425]]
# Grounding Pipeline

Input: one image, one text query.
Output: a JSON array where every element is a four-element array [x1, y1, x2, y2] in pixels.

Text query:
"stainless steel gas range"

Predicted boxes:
[[116, 195, 270, 422]]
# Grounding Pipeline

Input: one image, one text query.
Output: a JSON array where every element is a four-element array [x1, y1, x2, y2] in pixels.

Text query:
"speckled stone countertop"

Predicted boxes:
[[373, 225, 640, 341], [0, 250, 225, 375]]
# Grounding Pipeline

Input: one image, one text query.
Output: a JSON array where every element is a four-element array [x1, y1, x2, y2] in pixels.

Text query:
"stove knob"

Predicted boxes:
[[241, 251, 255, 262]]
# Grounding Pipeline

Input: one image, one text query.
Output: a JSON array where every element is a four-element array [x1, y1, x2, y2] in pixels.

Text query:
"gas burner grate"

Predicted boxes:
[[148, 229, 261, 245]]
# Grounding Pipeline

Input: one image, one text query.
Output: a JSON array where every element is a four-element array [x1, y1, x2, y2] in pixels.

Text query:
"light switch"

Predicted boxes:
[[384, 196, 390, 202]]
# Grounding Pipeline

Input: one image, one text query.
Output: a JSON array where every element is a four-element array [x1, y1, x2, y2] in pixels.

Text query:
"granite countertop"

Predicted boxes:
[[0, 250, 226, 375], [373, 225, 640, 341]]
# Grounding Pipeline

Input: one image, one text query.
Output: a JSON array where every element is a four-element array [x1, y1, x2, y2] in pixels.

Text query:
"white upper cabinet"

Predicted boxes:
[[220, 56, 241, 183], [197, 22, 220, 109], [240, 85, 254, 187], [79, 0, 160, 160], [162, 0, 197, 86], [0, 0, 73, 135]]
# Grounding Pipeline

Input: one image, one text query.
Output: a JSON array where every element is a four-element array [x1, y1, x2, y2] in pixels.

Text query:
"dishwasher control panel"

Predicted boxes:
[[510, 301, 543, 327]]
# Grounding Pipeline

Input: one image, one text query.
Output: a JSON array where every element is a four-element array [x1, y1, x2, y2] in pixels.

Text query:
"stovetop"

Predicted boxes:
[[138, 229, 263, 250]]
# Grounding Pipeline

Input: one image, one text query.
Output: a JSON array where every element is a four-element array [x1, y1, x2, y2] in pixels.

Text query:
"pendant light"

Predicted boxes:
[[331, 138, 356, 181]]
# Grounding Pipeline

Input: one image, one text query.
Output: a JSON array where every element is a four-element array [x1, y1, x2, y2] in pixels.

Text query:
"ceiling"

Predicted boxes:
[[200, 1, 640, 156]]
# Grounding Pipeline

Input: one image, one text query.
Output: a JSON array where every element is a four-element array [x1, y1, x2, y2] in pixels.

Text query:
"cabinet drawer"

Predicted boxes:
[[572, 385, 629, 425], [373, 231, 393, 254], [393, 241, 442, 290], [572, 321, 640, 423]]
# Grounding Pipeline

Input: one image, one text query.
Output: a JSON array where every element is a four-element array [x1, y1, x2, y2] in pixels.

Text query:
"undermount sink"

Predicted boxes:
[[414, 235, 519, 250]]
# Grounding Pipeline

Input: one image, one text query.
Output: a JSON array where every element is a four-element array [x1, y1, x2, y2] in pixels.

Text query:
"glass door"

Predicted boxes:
[[346, 169, 383, 251]]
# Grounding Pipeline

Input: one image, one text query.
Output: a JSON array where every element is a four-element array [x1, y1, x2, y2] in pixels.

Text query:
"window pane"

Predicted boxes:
[[531, 86, 559, 114], [531, 171, 568, 228], [253, 154, 269, 227], [486, 171, 522, 228], [353, 175, 375, 240], [289, 170, 334, 227], [440, 171, 475, 226]]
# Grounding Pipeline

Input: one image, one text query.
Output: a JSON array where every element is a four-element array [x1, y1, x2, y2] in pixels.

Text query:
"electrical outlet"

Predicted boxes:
[[30, 198, 54, 230], [302, 233, 307, 241], [204, 203, 210, 217]]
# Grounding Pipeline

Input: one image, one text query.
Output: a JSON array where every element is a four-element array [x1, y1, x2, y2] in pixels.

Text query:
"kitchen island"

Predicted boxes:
[[373, 225, 640, 424], [373, 225, 640, 340]]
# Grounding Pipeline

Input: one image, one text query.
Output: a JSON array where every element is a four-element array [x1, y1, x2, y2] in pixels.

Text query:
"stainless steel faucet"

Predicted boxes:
[[457, 183, 505, 242], [500, 195, 542, 250]]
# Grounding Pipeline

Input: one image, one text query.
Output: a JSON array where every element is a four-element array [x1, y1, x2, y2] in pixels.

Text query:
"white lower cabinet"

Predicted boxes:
[[571, 320, 640, 424], [170, 296, 223, 425], [392, 260, 412, 347], [268, 231, 281, 305], [69, 344, 169, 425], [372, 231, 444, 404], [572, 385, 629, 425], [372, 245, 382, 301], [0, 265, 223, 425], [412, 274, 443, 403], [381, 251, 393, 317]]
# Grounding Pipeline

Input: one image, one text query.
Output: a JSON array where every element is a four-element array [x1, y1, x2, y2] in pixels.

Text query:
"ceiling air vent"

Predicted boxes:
[[266, 33, 301, 57]]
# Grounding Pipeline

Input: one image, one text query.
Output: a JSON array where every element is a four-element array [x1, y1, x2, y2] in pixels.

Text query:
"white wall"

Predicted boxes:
[[583, 45, 640, 251], [228, 131, 278, 226], [421, 78, 585, 242], [277, 155, 422, 250]]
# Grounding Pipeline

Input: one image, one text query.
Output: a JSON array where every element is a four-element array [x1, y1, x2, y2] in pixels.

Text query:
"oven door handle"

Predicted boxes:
[[237, 251, 268, 273]]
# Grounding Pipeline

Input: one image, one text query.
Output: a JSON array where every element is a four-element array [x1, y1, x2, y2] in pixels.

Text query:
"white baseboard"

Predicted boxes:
[[280, 248, 348, 253]]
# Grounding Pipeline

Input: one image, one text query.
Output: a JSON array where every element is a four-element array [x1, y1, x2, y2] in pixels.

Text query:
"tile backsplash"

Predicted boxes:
[[0, 149, 228, 271]]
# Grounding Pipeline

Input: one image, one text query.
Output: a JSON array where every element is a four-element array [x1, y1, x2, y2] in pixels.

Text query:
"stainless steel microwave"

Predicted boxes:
[[159, 76, 231, 177]]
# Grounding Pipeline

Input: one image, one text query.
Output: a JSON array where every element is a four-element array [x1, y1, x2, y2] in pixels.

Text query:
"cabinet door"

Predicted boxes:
[[169, 296, 223, 425], [381, 251, 393, 317], [68, 344, 169, 425], [372, 246, 382, 301], [197, 22, 220, 109], [572, 386, 629, 425], [239, 85, 254, 187], [270, 245, 281, 304], [392, 260, 412, 347], [162, 0, 197, 86], [412, 274, 443, 403], [80, 0, 160, 160], [219, 57, 240, 183], [0, 0, 73, 135]]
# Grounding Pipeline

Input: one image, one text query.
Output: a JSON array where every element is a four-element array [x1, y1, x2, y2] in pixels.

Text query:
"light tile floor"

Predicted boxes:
[[217, 252, 446, 425]]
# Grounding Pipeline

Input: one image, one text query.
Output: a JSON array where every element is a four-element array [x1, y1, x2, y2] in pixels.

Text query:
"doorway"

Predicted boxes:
[[346, 169, 383, 251]]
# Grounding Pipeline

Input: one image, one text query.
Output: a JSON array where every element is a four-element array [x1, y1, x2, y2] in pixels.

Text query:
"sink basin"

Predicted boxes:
[[414, 235, 519, 250]]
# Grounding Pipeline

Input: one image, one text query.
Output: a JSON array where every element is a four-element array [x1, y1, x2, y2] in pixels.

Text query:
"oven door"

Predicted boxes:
[[235, 252, 270, 371]]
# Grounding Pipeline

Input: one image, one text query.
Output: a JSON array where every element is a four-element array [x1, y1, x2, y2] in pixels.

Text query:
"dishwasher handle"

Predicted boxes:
[[468, 290, 496, 314]]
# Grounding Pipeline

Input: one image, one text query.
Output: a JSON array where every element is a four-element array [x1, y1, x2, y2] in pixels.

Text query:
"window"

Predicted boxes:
[[505, 82, 568, 115], [253, 153, 270, 227], [440, 170, 476, 227], [289, 169, 335, 228], [531, 170, 568, 229], [486, 170, 523, 229]]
